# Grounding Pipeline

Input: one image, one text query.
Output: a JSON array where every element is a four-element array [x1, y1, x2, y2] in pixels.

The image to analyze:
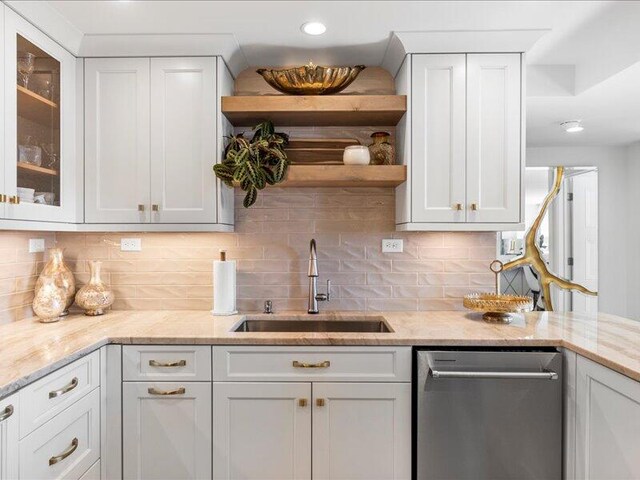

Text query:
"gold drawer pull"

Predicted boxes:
[[0, 405, 14, 422], [49, 437, 78, 466], [292, 360, 330, 369], [470, 203, 478, 211], [149, 359, 187, 368], [298, 398, 308, 407], [316, 398, 325, 407], [0, 194, 7, 203], [148, 387, 186, 396], [8, 195, 20, 204], [49, 377, 79, 399]]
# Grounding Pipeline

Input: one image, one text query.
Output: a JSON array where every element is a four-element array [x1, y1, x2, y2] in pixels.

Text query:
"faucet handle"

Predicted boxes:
[[326, 280, 331, 302], [316, 280, 331, 302], [263, 300, 273, 314]]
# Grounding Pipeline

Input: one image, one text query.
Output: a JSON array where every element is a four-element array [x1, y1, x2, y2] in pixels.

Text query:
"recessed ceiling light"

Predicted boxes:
[[301, 22, 326, 36], [561, 121, 584, 133]]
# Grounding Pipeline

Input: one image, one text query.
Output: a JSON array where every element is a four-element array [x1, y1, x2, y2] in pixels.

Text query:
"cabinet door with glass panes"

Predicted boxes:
[[3, 8, 77, 223]]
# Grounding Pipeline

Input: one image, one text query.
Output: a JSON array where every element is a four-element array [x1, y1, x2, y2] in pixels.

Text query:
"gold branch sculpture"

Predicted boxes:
[[502, 166, 597, 311]]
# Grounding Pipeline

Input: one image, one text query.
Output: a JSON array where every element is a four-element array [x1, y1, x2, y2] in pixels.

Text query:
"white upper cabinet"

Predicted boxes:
[[410, 54, 466, 223], [84, 58, 151, 224], [466, 54, 522, 224], [84, 56, 233, 230], [3, 8, 77, 224], [397, 53, 523, 230], [150, 57, 217, 223]]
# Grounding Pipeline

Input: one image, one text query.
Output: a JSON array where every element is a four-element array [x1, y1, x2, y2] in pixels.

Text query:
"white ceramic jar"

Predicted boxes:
[[343, 145, 370, 165]]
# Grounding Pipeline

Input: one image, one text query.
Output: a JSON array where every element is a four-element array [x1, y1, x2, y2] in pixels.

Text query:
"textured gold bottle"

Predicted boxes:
[[32, 276, 66, 323], [75, 261, 114, 316], [35, 247, 76, 316], [368, 132, 395, 165]]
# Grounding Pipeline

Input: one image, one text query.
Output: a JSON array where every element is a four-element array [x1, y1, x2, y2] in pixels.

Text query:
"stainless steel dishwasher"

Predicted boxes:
[[415, 348, 562, 480]]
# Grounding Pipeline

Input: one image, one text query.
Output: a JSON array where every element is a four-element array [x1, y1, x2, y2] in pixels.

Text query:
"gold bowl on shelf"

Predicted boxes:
[[463, 293, 533, 323], [256, 62, 366, 95]]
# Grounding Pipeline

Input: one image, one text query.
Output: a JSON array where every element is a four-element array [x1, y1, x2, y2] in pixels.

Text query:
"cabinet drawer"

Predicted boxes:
[[79, 460, 100, 480], [123, 345, 211, 382], [19, 388, 100, 480], [19, 351, 100, 438], [212, 346, 411, 382]]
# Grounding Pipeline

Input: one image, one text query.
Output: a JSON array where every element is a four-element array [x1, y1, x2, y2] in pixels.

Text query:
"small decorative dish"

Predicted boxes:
[[463, 260, 533, 323], [256, 62, 365, 95]]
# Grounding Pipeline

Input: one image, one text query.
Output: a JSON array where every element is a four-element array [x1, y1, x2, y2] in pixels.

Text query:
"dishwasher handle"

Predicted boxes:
[[429, 369, 558, 380]]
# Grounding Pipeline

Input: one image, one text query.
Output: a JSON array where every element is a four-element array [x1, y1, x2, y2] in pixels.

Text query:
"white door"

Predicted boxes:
[[0, 394, 18, 480], [312, 383, 411, 480], [575, 356, 640, 479], [0, 5, 4, 220], [571, 171, 598, 313], [150, 57, 217, 224], [123, 382, 211, 480], [4, 8, 77, 223], [410, 54, 466, 223], [466, 54, 522, 223], [212, 382, 311, 480], [85, 58, 150, 224]]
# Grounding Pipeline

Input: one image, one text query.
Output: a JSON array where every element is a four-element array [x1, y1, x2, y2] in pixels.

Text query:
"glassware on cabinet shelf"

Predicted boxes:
[[17, 51, 35, 89], [40, 143, 59, 169]]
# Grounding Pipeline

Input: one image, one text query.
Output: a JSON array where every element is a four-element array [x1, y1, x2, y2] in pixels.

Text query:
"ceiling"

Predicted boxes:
[[35, 1, 640, 147]]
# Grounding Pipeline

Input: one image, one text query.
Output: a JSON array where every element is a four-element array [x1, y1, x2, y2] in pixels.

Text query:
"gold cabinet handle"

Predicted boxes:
[[292, 360, 330, 369], [316, 398, 325, 407], [49, 377, 78, 399], [49, 437, 78, 466], [151, 204, 159, 212], [138, 204, 145, 212], [470, 203, 478, 211], [148, 387, 186, 396], [149, 359, 186, 367], [453, 203, 463, 211], [0, 194, 7, 203], [298, 398, 308, 407], [8, 195, 20, 204], [0, 405, 14, 422]]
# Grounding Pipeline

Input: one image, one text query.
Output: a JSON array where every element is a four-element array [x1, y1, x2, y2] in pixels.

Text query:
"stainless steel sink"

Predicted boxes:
[[232, 316, 393, 333]]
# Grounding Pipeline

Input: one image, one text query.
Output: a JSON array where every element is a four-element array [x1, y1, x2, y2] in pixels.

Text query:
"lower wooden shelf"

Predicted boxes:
[[17, 162, 58, 177], [252, 165, 406, 188]]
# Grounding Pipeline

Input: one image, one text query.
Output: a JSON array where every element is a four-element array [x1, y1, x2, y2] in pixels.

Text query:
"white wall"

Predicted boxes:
[[526, 146, 630, 318], [626, 143, 640, 320]]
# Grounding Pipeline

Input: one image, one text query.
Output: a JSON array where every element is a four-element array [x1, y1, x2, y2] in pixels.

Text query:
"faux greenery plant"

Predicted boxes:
[[213, 121, 290, 207]]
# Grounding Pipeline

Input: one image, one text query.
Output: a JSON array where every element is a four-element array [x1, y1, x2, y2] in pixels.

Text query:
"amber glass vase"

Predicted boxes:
[[75, 261, 114, 316], [367, 131, 395, 165], [35, 247, 75, 316]]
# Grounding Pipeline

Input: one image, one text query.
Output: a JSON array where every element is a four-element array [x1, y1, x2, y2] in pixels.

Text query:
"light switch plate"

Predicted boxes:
[[28, 238, 45, 253], [120, 238, 142, 252], [382, 239, 403, 253]]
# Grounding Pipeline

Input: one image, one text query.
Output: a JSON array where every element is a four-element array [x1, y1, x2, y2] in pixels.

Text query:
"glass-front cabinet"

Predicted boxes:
[[3, 8, 77, 223]]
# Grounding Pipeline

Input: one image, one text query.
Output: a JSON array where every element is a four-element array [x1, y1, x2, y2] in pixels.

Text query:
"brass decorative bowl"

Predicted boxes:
[[256, 62, 366, 95], [463, 293, 533, 323]]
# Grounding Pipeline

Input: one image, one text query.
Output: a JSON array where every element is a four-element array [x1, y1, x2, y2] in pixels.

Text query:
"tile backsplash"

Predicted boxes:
[[0, 187, 496, 322]]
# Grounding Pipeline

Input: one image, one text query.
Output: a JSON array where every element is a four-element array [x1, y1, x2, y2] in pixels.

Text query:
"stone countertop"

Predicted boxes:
[[2, 310, 639, 398]]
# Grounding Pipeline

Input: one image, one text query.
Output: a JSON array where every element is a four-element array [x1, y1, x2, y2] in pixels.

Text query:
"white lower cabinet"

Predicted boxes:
[[574, 355, 640, 480], [0, 393, 18, 480], [19, 388, 100, 480], [212, 382, 312, 480], [122, 382, 211, 480], [312, 383, 411, 480]]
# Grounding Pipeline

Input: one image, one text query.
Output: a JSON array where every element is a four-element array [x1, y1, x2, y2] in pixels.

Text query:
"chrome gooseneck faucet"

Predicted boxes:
[[308, 239, 331, 314]]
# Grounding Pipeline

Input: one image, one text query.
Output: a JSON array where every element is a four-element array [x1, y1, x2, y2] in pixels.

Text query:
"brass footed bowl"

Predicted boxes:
[[463, 293, 533, 323], [256, 63, 366, 95]]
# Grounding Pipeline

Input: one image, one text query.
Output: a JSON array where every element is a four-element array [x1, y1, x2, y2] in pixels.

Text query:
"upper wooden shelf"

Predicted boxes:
[[221, 95, 407, 127], [17, 161, 58, 177], [267, 165, 406, 188], [17, 85, 59, 127]]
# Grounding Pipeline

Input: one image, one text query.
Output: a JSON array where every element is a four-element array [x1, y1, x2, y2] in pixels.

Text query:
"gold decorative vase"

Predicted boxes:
[[75, 261, 114, 316], [368, 132, 395, 165], [35, 247, 75, 316], [32, 277, 66, 323]]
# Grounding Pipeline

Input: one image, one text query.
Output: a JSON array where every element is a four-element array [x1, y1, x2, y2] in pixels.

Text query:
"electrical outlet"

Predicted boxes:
[[29, 238, 45, 253], [120, 238, 142, 252], [382, 239, 403, 253]]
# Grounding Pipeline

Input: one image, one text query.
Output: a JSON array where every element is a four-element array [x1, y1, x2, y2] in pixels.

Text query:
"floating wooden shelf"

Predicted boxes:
[[17, 85, 59, 126], [233, 165, 406, 188], [221, 95, 407, 127], [17, 162, 58, 177]]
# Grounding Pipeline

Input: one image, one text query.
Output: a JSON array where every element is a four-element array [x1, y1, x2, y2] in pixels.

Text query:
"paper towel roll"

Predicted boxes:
[[212, 260, 237, 315]]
